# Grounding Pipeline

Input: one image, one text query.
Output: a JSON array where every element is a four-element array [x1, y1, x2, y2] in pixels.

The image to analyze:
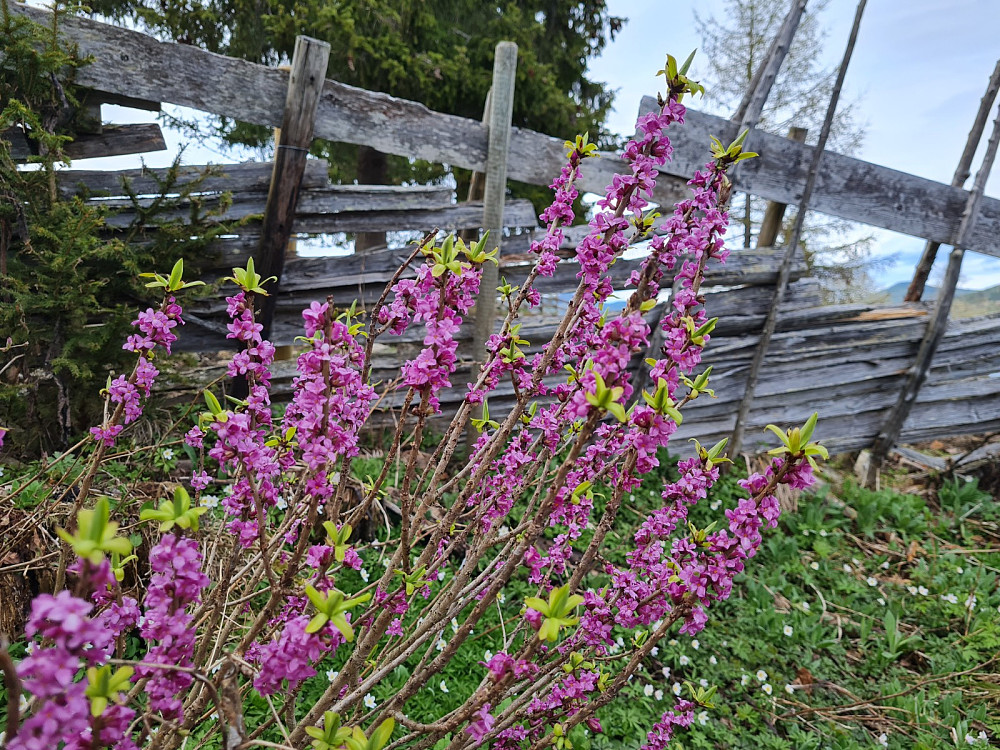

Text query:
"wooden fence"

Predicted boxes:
[[8, 2, 1000, 459]]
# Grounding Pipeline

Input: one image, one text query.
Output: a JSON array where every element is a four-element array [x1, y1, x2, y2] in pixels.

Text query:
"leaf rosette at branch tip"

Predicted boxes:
[[765, 412, 830, 470], [225, 257, 276, 295], [525, 583, 585, 642], [139, 486, 208, 533], [304, 585, 373, 640], [56, 496, 133, 565]]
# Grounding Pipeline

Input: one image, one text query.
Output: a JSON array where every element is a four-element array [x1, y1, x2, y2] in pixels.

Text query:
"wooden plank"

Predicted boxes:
[[62, 123, 166, 160], [256, 35, 331, 339], [6, 123, 166, 161], [57, 159, 330, 197], [84, 90, 161, 112], [96, 184, 454, 227], [639, 99, 1000, 259], [2, 126, 32, 159]]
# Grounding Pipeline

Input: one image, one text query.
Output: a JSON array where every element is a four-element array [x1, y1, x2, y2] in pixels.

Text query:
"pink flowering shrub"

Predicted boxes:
[[0, 56, 828, 750]]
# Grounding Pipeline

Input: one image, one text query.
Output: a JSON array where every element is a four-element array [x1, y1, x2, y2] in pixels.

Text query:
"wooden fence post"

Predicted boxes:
[[756, 127, 808, 247], [863, 95, 1000, 486], [468, 41, 517, 440], [255, 36, 330, 340], [905, 59, 1000, 302], [729, 0, 867, 459]]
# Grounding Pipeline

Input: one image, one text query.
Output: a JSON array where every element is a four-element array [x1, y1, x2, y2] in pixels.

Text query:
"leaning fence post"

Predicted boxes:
[[863, 94, 1000, 486], [255, 35, 331, 342], [905, 59, 1000, 302], [729, 0, 867, 459], [468, 41, 517, 442]]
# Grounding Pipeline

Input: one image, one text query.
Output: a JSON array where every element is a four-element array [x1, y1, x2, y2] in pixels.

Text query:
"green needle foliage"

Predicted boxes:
[[0, 7, 239, 454]]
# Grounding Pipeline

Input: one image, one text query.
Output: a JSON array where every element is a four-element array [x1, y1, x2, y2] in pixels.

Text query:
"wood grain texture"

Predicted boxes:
[[7, 123, 166, 161], [639, 98, 1000, 258]]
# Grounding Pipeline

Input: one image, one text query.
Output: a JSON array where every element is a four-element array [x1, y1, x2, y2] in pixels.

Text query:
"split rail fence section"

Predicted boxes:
[[8, 3, 1000, 455]]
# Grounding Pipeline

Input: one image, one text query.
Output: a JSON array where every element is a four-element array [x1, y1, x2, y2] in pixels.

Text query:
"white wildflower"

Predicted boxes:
[[877, 733, 888, 747], [943, 593, 959, 604], [654, 689, 663, 701], [161, 448, 175, 461], [877, 597, 886, 606], [440, 680, 449, 693], [672, 682, 682, 696], [364, 694, 377, 709], [201, 494, 219, 509], [484, 650, 493, 662], [880, 561, 890, 570], [784, 684, 795, 695], [917, 586, 928, 596], [643, 684, 654, 697], [783, 625, 794, 637], [661, 667, 671, 679], [326, 669, 339, 681], [810, 561, 820, 570], [697, 711, 709, 726], [691, 639, 700, 650], [699, 679, 709, 688], [819, 529, 828, 537], [679, 655, 690, 666], [762, 683, 773, 695], [756, 669, 768, 682], [709, 655, 718, 665], [741, 674, 751, 686], [867, 577, 878, 587], [360, 568, 369, 583], [844, 564, 853, 573]]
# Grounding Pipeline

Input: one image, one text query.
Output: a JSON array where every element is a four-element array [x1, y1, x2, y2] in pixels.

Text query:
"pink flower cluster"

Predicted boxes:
[[205, 292, 286, 546], [90, 297, 184, 447], [379, 259, 481, 411], [136, 534, 209, 722], [249, 614, 347, 695], [282, 301, 376, 486], [11, 592, 134, 750]]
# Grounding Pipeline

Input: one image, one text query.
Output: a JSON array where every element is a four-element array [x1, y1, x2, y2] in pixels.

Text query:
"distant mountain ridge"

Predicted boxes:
[[878, 281, 1000, 316]]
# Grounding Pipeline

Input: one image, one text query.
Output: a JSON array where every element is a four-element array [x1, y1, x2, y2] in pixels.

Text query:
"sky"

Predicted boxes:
[[69, 0, 1000, 291]]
